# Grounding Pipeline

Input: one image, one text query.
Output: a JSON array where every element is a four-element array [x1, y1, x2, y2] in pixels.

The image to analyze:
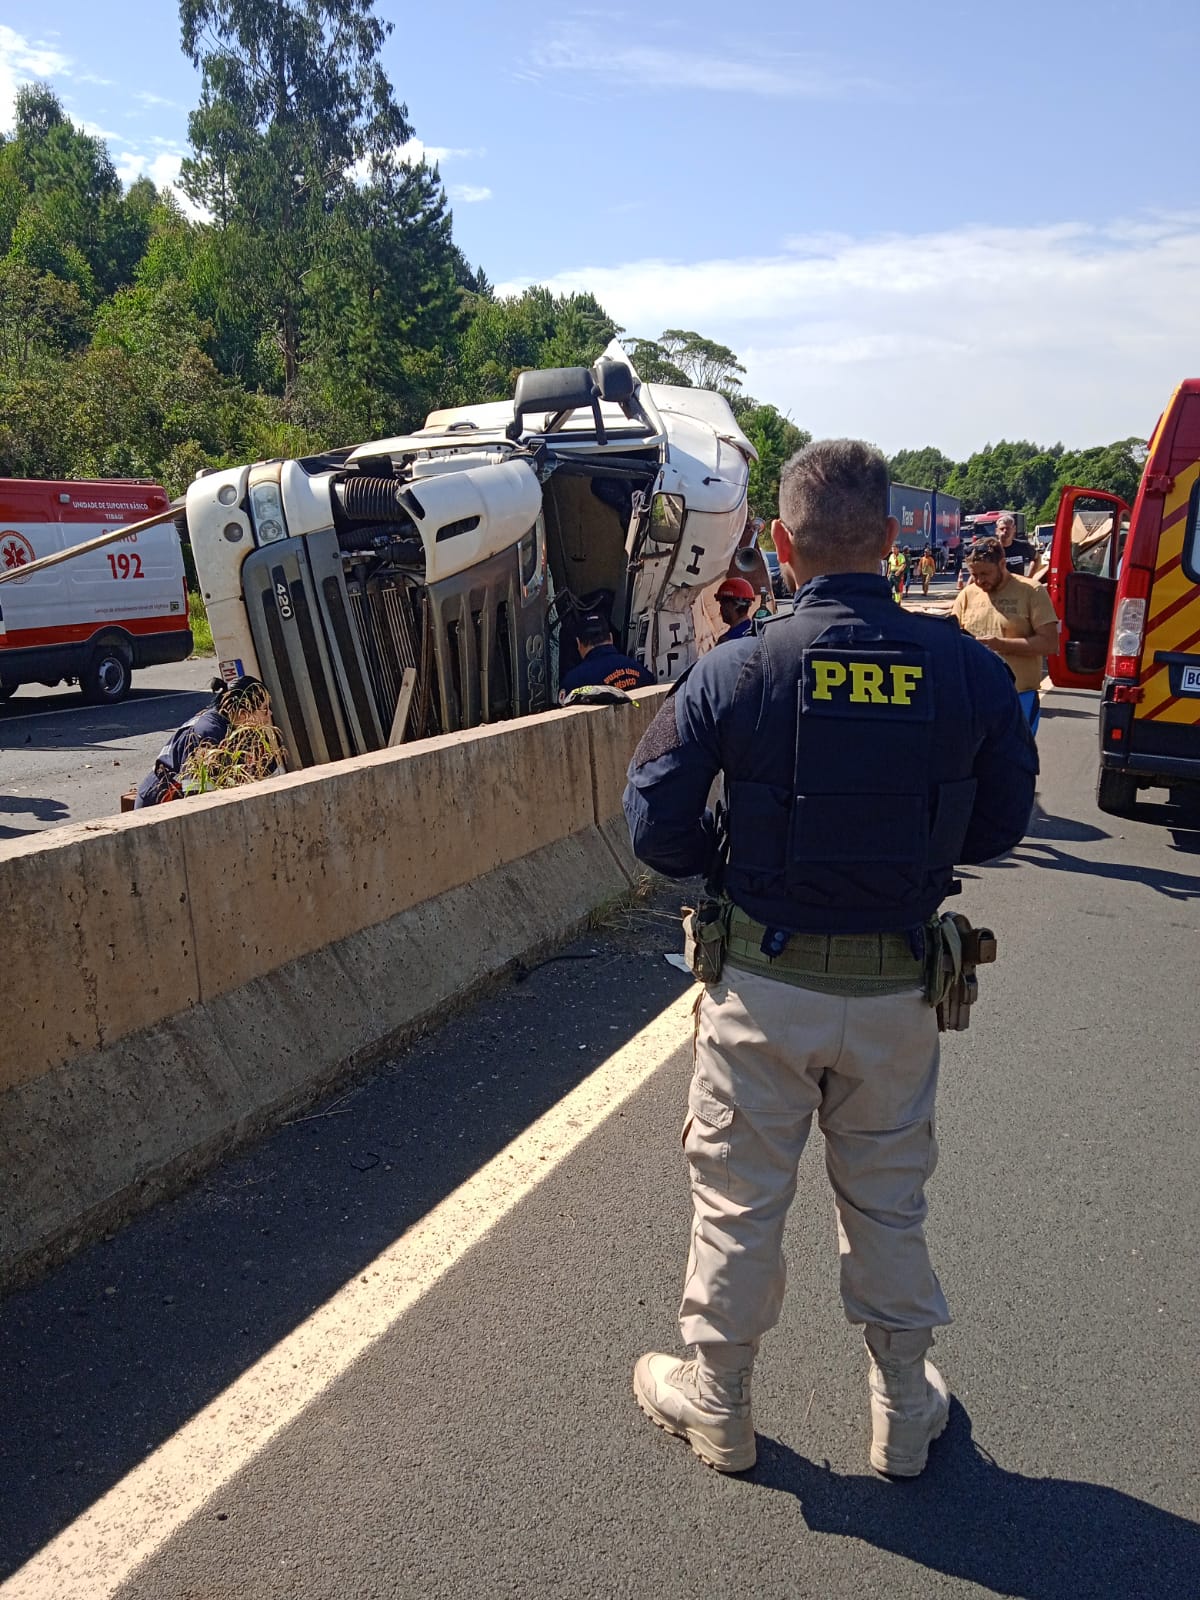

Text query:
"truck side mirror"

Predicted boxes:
[[647, 493, 686, 544]]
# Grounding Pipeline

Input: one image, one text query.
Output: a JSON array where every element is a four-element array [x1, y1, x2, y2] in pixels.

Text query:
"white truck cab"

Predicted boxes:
[[186, 344, 756, 768]]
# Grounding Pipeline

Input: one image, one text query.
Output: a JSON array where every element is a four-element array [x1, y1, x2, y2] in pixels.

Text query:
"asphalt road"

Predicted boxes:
[[2, 684, 1199, 1599], [0, 658, 217, 839]]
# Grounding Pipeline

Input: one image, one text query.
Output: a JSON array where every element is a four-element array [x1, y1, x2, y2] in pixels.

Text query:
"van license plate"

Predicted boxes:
[[1181, 665, 1200, 694]]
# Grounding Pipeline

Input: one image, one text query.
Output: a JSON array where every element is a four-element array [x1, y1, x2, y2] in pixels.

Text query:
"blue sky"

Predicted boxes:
[[2, 0, 1199, 455]]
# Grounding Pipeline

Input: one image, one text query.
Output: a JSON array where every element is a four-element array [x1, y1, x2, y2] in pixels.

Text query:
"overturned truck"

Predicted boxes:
[[186, 344, 757, 768]]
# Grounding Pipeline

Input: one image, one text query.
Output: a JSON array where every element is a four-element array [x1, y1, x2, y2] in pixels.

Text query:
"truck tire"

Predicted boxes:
[[80, 641, 132, 705], [1096, 766, 1138, 818]]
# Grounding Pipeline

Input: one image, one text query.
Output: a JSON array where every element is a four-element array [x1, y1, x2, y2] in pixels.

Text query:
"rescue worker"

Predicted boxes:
[[886, 545, 907, 602], [623, 439, 1035, 1478], [714, 577, 757, 643], [918, 547, 936, 596], [557, 613, 654, 704]]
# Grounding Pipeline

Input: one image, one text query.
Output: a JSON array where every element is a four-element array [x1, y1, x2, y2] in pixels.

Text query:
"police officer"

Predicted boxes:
[[558, 613, 655, 704], [623, 439, 1035, 1477], [713, 577, 757, 643]]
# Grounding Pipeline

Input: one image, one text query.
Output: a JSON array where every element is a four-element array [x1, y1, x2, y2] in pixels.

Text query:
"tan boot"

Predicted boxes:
[[633, 1342, 756, 1472], [864, 1325, 950, 1477]]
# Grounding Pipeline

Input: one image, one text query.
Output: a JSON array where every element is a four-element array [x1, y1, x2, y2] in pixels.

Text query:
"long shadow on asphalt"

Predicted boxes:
[[0, 689, 212, 751], [1008, 840, 1200, 899], [0, 895, 692, 1579], [756, 1402, 1200, 1600], [0, 793, 70, 838]]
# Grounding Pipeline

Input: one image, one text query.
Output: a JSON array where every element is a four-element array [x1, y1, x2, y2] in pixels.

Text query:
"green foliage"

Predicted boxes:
[[448, 286, 619, 405], [888, 446, 956, 490], [625, 337, 691, 386], [188, 589, 214, 655], [180, 0, 412, 398], [890, 437, 1149, 522], [657, 329, 746, 394], [741, 404, 811, 520]]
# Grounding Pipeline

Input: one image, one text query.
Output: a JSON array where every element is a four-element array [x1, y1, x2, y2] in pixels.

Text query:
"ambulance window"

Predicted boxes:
[[1184, 480, 1200, 585]]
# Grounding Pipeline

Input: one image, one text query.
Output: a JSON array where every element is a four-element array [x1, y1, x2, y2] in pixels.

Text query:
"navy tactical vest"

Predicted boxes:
[[722, 575, 981, 935]]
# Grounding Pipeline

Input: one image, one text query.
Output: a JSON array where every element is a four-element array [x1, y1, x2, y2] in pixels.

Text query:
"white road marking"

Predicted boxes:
[[2, 988, 696, 1600]]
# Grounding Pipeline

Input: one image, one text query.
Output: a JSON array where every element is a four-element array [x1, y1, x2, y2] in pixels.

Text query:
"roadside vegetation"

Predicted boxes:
[[0, 0, 1143, 548], [188, 590, 213, 656]]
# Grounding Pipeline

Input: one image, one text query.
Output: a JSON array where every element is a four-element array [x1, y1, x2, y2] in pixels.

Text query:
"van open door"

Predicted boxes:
[[1045, 485, 1131, 689]]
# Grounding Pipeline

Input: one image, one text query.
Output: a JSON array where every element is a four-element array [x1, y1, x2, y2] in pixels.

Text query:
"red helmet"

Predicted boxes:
[[716, 577, 756, 603]]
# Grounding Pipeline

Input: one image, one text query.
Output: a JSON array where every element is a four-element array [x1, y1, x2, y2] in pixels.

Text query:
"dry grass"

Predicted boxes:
[[180, 723, 287, 792]]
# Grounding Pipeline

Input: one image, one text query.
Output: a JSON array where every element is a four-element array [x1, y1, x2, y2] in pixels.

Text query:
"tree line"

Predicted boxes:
[[886, 438, 1147, 525], [0, 0, 1142, 529]]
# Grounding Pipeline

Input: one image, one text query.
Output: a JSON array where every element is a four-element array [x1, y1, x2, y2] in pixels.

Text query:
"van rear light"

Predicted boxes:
[[1110, 597, 1146, 678], [1108, 564, 1151, 679]]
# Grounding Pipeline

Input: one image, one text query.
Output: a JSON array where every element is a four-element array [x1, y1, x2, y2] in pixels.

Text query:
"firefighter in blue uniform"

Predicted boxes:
[[714, 576, 757, 643], [623, 439, 1035, 1478], [558, 613, 655, 704]]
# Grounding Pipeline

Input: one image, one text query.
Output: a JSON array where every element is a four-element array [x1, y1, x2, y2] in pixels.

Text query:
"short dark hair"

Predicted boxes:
[[778, 439, 890, 564]]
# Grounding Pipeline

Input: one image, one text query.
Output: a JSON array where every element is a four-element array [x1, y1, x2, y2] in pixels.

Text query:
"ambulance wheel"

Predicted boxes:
[[1096, 766, 1138, 818], [80, 642, 132, 705], [0, 682, 16, 703]]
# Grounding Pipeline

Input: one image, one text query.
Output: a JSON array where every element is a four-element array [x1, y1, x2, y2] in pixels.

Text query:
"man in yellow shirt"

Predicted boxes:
[[952, 536, 1059, 733]]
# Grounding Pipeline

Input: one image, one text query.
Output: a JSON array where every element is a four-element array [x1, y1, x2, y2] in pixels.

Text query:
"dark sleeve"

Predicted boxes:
[[622, 649, 750, 878], [164, 709, 227, 773], [959, 642, 1038, 863]]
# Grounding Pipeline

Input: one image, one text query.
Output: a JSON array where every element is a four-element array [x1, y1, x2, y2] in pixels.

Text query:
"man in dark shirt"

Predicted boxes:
[[996, 514, 1036, 576], [557, 614, 654, 704], [623, 439, 1035, 1480]]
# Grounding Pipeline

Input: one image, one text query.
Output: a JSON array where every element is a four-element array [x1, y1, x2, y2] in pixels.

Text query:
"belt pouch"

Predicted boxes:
[[683, 900, 728, 984]]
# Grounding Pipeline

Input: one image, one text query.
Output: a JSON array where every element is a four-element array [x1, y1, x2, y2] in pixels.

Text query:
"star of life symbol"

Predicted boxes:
[[1, 531, 36, 584]]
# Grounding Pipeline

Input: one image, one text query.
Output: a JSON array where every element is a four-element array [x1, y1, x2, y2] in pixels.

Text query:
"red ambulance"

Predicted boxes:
[[0, 478, 192, 704]]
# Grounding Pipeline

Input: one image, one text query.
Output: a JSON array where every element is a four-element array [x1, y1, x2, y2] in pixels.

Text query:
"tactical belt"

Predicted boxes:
[[725, 907, 923, 997]]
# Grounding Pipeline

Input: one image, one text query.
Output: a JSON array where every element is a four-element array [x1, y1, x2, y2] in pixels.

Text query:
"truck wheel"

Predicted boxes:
[[80, 642, 132, 705], [0, 682, 17, 703], [1096, 766, 1138, 818]]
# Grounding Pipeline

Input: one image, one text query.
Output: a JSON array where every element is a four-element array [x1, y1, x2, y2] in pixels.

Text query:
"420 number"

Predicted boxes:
[[106, 552, 144, 579]]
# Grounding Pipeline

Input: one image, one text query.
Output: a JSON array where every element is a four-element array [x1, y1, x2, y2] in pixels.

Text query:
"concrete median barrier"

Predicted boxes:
[[0, 688, 668, 1289]]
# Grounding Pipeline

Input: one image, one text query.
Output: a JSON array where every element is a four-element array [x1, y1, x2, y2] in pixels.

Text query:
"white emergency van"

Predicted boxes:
[[0, 478, 193, 703]]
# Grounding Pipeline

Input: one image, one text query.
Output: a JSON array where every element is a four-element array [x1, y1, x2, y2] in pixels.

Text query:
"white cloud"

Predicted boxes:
[[448, 183, 492, 204], [396, 137, 482, 166], [496, 215, 1200, 455], [531, 25, 873, 98], [0, 24, 70, 129], [79, 118, 125, 144], [134, 90, 183, 109], [113, 146, 208, 219]]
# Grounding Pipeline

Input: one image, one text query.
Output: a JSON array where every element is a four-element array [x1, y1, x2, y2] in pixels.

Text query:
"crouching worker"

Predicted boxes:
[[622, 439, 1035, 1478], [557, 613, 655, 704], [134, 675, 283, 807]]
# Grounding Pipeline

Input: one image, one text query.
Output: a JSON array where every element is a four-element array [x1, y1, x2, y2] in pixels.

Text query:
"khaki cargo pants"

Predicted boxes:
[[678, 965, 950, 1346]]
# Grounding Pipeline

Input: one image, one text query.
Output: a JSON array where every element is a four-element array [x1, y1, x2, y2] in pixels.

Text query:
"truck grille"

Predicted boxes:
[[346, 576, 437, 742]]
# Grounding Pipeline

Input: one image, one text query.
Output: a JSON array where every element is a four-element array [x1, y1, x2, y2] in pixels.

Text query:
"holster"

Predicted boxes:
[[925, 912, 998, 1032], [682, 898, 730, 984]]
